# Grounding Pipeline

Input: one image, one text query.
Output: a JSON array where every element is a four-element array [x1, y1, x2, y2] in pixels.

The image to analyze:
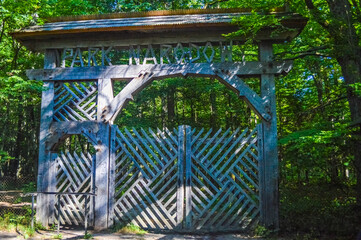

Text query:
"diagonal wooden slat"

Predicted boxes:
[[53, 81, 97, 122], [55, 151, 94, 226], [111, 124, 262, 232]]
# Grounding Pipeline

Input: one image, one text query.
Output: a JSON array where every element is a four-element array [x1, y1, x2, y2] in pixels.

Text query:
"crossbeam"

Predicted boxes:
[[26, 62, 292, 81]]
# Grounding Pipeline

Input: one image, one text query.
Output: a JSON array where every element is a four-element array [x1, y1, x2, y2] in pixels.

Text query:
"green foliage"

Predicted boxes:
[[280, 183, 360, 238], [0, 210, 42, 238], [52, 233, 63, 239], [254, 225, 273, 237], [113, 223, 147, 235], [21, 182, 36, 193], [83, 232, 93, 239]]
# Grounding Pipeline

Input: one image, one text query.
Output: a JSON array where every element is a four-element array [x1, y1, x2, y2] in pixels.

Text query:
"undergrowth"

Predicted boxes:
[[0, 208, 44, 239], [279, 182, 361, 239]]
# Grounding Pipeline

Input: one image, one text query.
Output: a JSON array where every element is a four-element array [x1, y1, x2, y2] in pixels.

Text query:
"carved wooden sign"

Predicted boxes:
[[61, 41, 233, 67]]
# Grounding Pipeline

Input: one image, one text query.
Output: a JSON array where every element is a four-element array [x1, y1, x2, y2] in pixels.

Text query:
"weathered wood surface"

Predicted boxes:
[[12, 10, 307, 51], [100, 65, 272, 123], [36, 49, 57, 227], [16, 13, 244, 33], [26, 62, 293, 81], [111, 125, 261, 232], [53, 81, 98, 122], [94, 123, 111, 230], [112, 126, 179, 230], [259, 42, 279, 229], [55, 151, 94, 226]]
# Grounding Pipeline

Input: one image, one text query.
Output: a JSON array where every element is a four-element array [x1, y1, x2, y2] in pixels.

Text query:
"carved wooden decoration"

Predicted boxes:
[[13, 9, 307, 231]]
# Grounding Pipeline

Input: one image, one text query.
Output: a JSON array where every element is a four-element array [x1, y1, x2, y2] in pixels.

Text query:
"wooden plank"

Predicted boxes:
[[259, 42, 279, 229], [153, 166, 177, 197], [94, 123, 111, 230], [123, 128, 160, 172], [128, 188, 157, 229], [148, 128, 175, 159], [48, 153, 58, 224], [216, 72, 271, 122], [199, 128, 232, 164], [203, 128, 240, 166], [132, 128, 164, 168], [36, 49, 56, 227], [185, 125, 192, 229], [108, 125, 116, 228], [197, 185, 236, 229], [205, 128, 247, 169], [103, 73, 153, 123], [215, 128, 257, 179], [140, 128, 170, 166], [26, 61, 293, 81], [218, 136, 258, 181], [195, 128, 222, 159], [136, 180, 175, 229], [215, 194, 245, 227], [117, 129, 155, 178], [97, 78, 113, 121]]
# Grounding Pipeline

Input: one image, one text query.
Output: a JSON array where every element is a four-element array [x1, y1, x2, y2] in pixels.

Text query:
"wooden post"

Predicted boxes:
[[94, 78, 113, 230], [108, 126, 116, 228], [259, 42, 279, 229], [176, 125, 185, 230], [36, 49, 58, 227], [184, 125, 192, 229]]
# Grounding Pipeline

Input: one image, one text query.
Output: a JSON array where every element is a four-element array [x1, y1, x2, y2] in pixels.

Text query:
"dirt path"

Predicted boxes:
[[1, 229, 264, 240]]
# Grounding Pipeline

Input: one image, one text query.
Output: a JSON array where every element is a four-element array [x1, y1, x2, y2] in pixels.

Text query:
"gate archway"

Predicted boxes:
[[13, 8, 307, 231]]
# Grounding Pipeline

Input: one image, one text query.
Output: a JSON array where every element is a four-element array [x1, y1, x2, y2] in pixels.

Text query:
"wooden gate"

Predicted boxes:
[[54, 151, 95, 226], [111, 124, 262, 232]]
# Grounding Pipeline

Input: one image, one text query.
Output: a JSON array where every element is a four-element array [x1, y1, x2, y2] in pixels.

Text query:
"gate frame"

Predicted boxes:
[[13, 9, 307, 231]]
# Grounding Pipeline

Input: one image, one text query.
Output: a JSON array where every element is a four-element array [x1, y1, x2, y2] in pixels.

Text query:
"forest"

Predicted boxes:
[[1, 0, 361, 238]]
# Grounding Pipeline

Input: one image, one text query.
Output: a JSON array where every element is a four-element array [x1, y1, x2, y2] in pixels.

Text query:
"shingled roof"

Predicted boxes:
[[12, 8, 307, 51]]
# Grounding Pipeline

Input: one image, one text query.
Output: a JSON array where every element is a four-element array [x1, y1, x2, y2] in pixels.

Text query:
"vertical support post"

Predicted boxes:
[[176, 125, 185, 229], [259, 42, 279, 229], [97, 78, 113, 121], [94, 122, 110, 230], [84, 195, 88, 236], [108, 126, 116, 228], [36, 49, 58, 227], [94, 78, 113, 230], [57, 194, 60, 234], [184, 125, 192, 229]]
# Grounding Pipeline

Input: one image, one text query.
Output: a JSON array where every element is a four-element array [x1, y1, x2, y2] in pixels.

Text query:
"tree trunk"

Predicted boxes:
[[307, 0, 361, 205], [167, 86, 175, 128], [210, 89, 217, 129]]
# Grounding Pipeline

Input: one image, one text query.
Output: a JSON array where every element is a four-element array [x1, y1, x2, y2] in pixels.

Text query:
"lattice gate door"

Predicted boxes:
[[54, 151, 95, 226], [111, 124, 262, 232]]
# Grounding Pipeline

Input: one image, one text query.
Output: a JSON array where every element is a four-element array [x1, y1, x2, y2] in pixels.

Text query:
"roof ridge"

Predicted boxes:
[[46, 7, 286, 23]]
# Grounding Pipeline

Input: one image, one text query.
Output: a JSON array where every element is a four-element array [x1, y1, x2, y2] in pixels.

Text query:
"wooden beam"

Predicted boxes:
[[259, 41, 279, 229], [95, 79, 113, 230], [215, 72, 271, 122], [102, 73, 153, 123], [26, 62, 293, 81], [97, 78, 113, 121], [46, 121, 100, 150], [94, 123, 111, 230], [101, 63, 275, 123], [36, 49, 57, 227]]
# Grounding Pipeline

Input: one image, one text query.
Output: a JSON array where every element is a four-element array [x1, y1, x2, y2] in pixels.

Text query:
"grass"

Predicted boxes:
[[52, 233, 62, 239], [113, 223, 147, 235], [0, 209, 44, 239]]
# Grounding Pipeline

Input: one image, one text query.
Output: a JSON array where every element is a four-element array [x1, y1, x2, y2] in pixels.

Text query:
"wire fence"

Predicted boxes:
[[0, 176, 36, 216]]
